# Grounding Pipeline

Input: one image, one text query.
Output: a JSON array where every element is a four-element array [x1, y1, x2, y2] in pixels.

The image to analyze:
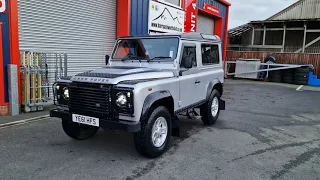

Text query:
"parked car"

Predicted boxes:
[[50, 32, 225, 158]]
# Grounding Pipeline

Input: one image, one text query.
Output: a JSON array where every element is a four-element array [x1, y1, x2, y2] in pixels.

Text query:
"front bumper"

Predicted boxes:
[[50, 109, 141, 132]]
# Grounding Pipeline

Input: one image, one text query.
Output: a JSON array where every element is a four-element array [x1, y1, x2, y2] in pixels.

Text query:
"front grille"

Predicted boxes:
[[69, 82, 112, 119]]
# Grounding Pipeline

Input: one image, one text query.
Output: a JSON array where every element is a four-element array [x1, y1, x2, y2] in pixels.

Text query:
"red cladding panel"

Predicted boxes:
[[184, 0, 197, 32], [218, 0, 231, 6], [9, 0, 21, 103], [0, 23, 5, 105], [214, 18, 223, 40], [223, 6, 229, 61], [117, 0, 131, 38]]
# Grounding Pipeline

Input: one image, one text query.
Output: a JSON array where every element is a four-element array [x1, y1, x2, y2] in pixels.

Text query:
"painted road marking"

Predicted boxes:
[[0, 115, 50, 129], [296, 85, 304, 91]]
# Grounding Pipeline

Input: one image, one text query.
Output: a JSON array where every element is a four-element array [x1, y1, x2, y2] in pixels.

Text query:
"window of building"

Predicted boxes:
[[181, 46, 197, 67], [201, 44, 220, 65]]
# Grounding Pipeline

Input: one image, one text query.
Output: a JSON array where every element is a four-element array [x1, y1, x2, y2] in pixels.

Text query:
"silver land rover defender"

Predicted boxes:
[[50, 32, 225, 158]]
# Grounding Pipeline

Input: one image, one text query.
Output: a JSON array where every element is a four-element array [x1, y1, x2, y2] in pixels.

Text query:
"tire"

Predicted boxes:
[[282, 69, 294, 84], [282, 77, 293, 84], [200, 89, 221, 125], [294, 76, 309, 81], [294, 73, 309, 78], [283, 69, 294, 76], [293, 79, 309, 85], [295, 67, 311, 74], [62, 120, 99, 140], [293, 70, 309, 84], [134, 106, 172, 158], [269, 70, 283, 82]]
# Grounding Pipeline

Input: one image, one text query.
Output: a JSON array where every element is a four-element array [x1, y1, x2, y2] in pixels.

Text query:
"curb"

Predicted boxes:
[[0, 115, 50, 128]]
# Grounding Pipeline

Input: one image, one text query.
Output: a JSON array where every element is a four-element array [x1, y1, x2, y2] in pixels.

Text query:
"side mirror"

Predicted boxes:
[[182, 56, 193, 69], [105, 55, 110, 65]]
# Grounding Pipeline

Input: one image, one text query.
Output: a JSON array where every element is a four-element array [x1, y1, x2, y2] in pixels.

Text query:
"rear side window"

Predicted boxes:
[[201, 44, 220, 65], [182, 46, 197, 67]]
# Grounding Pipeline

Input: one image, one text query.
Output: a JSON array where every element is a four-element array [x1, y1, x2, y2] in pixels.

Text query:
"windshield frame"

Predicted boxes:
[[111, 37, 180, 61]]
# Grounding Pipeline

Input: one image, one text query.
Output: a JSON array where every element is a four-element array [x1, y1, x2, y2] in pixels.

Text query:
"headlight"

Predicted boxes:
[[116, 92, 127, 107], [112, 88, 134, 115], [63, 87, 69, 99]]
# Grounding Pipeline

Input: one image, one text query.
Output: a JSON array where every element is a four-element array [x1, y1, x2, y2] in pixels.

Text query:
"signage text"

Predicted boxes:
[[148, 1, 185, 34], [203, 3, 220, 16], [184, 0, 197, 32]]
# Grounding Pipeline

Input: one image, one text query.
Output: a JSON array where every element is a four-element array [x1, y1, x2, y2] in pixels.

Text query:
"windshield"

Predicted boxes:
[[112, 38, 179, 61]]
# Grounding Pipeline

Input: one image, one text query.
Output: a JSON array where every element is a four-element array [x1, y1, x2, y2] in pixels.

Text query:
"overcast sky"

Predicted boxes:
[[227, 0, 299, 29]]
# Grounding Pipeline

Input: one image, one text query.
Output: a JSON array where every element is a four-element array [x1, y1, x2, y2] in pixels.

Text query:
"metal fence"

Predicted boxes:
[[226, 51, 320, 77], [20, 50, 67, 112]]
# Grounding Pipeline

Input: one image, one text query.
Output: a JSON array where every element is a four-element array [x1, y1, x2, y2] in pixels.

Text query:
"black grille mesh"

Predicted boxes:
[[69, 82, 112, 119]]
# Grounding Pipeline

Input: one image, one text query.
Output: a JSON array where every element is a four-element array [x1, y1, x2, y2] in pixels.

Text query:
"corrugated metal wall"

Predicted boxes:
[[130, 0, 149, 36], [197, 13, 215, 34], [227, 51, 320, 77], [270, 0, 320, 20], [197, 0, 227, 49], [18, 0, 117, 76]]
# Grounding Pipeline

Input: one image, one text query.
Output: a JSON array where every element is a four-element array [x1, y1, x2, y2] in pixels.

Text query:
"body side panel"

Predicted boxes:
[[130, 77, 180, 122]]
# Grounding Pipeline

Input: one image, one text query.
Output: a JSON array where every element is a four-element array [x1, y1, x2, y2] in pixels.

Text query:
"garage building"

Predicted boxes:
[[0, 0, 230, 115]]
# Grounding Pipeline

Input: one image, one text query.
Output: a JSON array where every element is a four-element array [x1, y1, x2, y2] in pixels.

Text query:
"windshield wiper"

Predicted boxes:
[[149, 56, 172, 61], [121, 55, 142, 62]]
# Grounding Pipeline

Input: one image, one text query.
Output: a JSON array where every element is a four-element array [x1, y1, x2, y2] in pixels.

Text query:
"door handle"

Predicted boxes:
[[195, 80, 201, 84]]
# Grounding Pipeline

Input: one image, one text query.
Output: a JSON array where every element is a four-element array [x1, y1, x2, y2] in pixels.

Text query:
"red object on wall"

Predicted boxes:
[[184, 0, 197, 32], [203, 3, 219, 16], [0, 23, 5, 106], [117, 0, 130, 38], [9, 0, 21, 103]]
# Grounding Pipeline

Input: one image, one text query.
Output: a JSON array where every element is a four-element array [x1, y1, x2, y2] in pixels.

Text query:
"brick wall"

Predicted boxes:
[[0, 104, 9, 116]]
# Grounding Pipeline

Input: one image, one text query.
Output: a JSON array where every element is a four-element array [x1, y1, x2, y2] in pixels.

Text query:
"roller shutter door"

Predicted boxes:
[[197, 13, 214, 35], [18, 0, 117, 75]]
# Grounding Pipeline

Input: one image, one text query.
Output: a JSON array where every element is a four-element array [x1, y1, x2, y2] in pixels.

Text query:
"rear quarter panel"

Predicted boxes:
[[197, 42, 224, 100]]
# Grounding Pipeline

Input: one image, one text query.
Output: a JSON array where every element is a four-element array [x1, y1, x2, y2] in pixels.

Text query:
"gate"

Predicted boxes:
[[20, 50, 67, 112]]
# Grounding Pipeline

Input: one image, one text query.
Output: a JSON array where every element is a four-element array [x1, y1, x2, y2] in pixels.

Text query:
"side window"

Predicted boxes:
[[181, 46, 197, 67], [201, 44, 220, 65]]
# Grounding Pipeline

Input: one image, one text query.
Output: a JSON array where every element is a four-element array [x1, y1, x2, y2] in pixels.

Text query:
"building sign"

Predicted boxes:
[[184, 0, 197, 32], [0, 0, 6, 13], [203, 3, 220, 16], [148, 1, 185, 34]]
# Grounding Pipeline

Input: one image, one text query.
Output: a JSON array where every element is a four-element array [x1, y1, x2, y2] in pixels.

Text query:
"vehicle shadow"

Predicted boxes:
[[49, 116, 207, 159]]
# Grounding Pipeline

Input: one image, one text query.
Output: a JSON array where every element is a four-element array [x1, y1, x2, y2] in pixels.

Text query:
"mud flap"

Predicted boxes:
[[220, 99, 226, 110], [171, 115, 180, 137]]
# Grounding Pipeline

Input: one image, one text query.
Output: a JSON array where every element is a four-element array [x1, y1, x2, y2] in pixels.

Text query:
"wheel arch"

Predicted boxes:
[[206, 79, 223, 101], [140, 91, 174, 122]]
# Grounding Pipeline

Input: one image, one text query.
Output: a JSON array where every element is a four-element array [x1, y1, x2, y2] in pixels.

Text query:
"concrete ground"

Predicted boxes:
[[1, 80, 320, 180]]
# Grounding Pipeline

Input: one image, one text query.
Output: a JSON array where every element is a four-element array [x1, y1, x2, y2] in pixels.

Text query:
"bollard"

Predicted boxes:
[[8, 64, 19, 116]]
